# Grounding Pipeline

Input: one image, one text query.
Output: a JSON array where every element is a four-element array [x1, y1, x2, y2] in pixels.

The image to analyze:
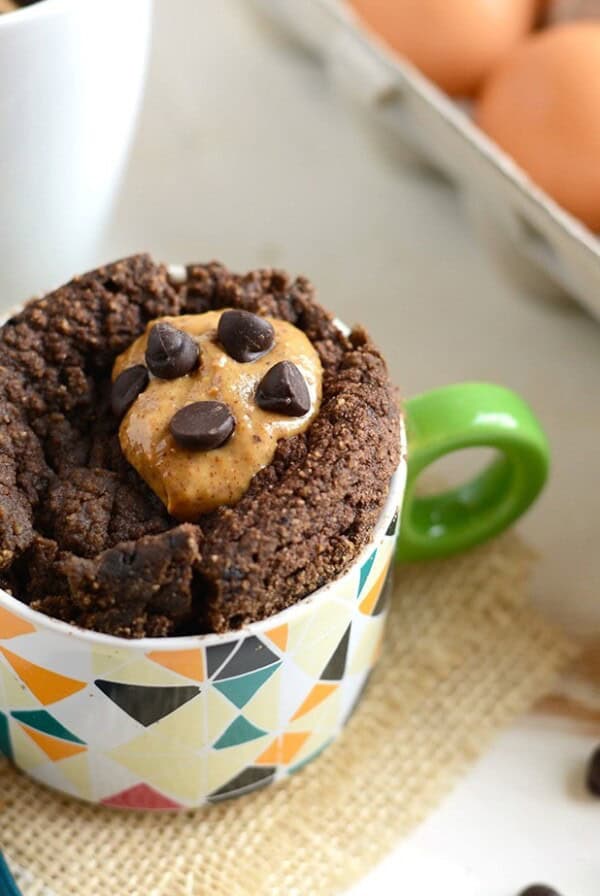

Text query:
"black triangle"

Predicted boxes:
[[206, 641, 237, 679], [214, 636, 279, 680], [320, 624, 351, 681], [208, 765, 276, 802], [95, 680, 200, 727], [386, 510, 399, 537]]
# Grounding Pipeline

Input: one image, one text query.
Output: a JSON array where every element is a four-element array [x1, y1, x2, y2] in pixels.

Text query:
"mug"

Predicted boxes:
[[0, 0, 152, 305], [0, 383, 548, 809]]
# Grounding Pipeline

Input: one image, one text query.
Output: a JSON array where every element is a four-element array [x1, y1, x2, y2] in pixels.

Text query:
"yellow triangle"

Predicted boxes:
[[0, 662, 38, 709], [19, 725, 87, 761], [109, 707, 203, 762], [0, 606, 36, 639], [205, 686, 237, 744], [292, 604, 351, 678], [109, 748, 205, 802], [57, 752, 94, 802], [242, 669, 280, 732], [147, 648, 204, 682], [103, 657, 192, 686], [359, 563, 389, 615], [91, 645, 135, 678], [349, 621, 383, 675], [291, 683, 337, 721], [0, 647, 86, 705], [285, 610, 314, 655], [265, 624, 288, 652], [9, 719, 48, 771]]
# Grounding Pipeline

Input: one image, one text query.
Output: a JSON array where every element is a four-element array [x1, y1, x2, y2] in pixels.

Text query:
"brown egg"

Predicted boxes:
[[477, 23, 600, 230], [348, 0, 539, 96], [546, 0, 600, 23]]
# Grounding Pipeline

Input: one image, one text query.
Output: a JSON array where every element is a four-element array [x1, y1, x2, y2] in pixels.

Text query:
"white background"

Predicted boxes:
[[97, 2, 600, 892]]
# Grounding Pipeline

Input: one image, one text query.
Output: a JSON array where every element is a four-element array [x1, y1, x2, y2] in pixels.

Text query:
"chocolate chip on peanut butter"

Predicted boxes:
[[145, 321, 199, 379], [113, 310, 322, 519], [170, 401, 235, 451], [217, 309, 275, 362], [111, 365, 149, 418], [256, 361, 311, 416]]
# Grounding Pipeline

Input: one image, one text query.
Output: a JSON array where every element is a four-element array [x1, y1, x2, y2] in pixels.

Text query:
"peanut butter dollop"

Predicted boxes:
[[113, 311, 322, 520]]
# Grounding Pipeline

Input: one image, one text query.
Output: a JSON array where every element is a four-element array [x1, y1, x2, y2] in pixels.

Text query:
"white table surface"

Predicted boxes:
[[97, 2, 600, 893]]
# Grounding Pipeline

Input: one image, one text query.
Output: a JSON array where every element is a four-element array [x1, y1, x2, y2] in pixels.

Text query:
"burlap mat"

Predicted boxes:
[[0, 533, 575, 896]]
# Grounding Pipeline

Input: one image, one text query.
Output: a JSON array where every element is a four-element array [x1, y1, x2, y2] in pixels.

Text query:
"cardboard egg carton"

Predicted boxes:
[[254, 0, 600, 319]]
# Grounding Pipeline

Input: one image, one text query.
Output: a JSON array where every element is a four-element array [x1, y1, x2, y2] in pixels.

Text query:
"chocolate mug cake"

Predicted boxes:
[[0, 255, 400, 639]]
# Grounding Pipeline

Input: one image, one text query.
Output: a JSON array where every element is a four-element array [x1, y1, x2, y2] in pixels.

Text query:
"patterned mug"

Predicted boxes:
[[0, 383, 548, 809]]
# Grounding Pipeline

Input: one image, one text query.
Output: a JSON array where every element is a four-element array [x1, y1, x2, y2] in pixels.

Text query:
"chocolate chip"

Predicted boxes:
[[518, 887, 562, 896], [256, 361, 311, 416], [145, 322, 199, 379], [111, 365, 149, 418], [169, 401, 235, 451], [586, 744, 600, 796], [217, 310, 274, 363]]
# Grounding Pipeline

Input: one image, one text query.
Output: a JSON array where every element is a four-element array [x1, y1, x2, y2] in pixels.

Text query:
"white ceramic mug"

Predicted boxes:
[[0, 0, 152, 304]]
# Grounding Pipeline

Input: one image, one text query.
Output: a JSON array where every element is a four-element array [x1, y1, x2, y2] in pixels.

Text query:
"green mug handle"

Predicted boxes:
[[396, 383, 550, 562]]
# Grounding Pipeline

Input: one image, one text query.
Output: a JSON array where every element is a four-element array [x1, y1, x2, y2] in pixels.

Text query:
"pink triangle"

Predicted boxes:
[[101, 782, 182, 811]]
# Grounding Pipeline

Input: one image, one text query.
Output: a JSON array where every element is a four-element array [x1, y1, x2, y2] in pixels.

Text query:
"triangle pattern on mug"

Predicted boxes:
[[359, 563, 391, 616], [101, 782, 183, 811], [208, 765, 276, 802], [146, 649, 204, 682], [291, 682, 338, 721], [11, 709, 85, 744], [264, 624, 288, 652], [0, 646, 86, 705], [213, 663, 280, 710], [357, 549, 377, 597], [255, 731, 311, 766], [94, 680, 200, 727], [213, 715, 267, 750], [0, 606, 36, 640], [18, 726, 87, 762], [320, 625, 351, 681], [213, 637, 279, 681], [386, 510, 399, 537]]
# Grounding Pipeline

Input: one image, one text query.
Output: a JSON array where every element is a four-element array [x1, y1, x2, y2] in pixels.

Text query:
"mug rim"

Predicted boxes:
[[0, 422, 406, 651]]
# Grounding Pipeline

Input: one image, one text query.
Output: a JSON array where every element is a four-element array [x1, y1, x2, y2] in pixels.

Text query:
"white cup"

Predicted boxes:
[[0, 0, 152, 305]]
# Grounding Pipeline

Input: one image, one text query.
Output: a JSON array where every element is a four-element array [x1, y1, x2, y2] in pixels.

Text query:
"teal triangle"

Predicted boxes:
[[213, 663, 280, 710], [213, 715, 267, 750], [0, 711, 12, 761], [11, 709, 85, 745], [357, 549, 377, 597]]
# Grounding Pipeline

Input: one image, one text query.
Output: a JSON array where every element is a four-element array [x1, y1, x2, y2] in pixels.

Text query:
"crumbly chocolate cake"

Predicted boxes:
[[0, 255, 400, 637]]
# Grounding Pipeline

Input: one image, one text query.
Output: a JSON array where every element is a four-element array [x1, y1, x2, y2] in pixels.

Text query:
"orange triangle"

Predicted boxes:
[[265, 624, 288, 652], [359, 563, 389, 616], [291, 683, 338, 720], [0, 606, 36, 639], [0, 647, 86, 705], [146, 648, 205, 682], [19, 725, 87, 762], [255, 731, 311, 766]]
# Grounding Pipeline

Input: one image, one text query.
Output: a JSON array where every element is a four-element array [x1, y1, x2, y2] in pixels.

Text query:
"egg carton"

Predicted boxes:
[[253, 0, 600, 320]]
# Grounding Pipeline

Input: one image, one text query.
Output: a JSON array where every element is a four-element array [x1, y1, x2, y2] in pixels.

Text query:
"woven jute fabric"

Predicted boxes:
[[0, 533, 575, 896]]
